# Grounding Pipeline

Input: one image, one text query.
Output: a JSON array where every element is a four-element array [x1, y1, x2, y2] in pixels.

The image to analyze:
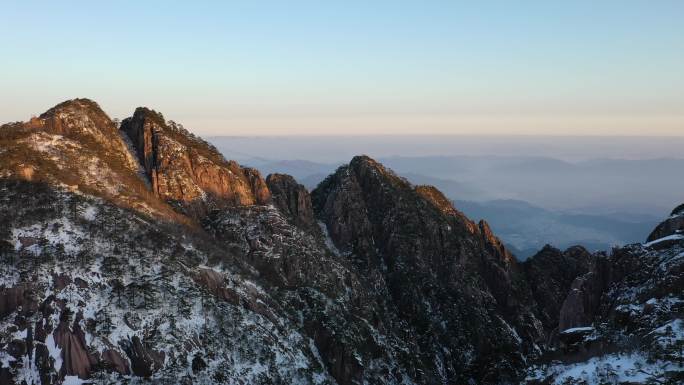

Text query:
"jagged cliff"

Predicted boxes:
[[0, 99, 180, 221], [265, 173, 316, 231], [522, 245, 593, 332], [526, 215, 684, 383], [312, 156, 545, 382], [0, 99, 681, 385], [120, 107, 270, 217]]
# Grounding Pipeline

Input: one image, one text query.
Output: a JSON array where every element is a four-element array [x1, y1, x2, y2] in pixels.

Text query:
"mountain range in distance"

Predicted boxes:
[[454, 199, 659, 259], [215, 152, 672, 259], [231, 152, 684, 216]]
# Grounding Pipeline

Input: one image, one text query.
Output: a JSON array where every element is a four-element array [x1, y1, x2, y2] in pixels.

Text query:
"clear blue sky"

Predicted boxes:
[[1, 1, 682, 135]]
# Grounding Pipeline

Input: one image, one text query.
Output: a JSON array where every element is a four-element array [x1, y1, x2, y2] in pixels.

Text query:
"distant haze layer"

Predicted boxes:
[[209, 135, 684, 163], [209, 135, 684, 216], [209, 134, 684, 255]]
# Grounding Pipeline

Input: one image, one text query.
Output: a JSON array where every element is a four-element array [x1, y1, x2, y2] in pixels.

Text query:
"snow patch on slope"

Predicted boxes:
[[528, 352, 683, 384], [11, 216, 85, 255]]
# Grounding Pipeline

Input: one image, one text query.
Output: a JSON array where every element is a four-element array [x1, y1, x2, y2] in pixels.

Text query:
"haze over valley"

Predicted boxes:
[[210, 135, 683, 257]]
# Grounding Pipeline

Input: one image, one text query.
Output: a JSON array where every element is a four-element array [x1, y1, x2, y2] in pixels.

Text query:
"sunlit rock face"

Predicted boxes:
[[0, 99, 183, 221], [120, 107, 270, 217]]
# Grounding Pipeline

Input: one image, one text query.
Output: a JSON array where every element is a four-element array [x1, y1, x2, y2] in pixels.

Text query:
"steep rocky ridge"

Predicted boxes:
[[120, 108, 270, 217], [312, 156, 545, 383], [0, 99, 187, 224]]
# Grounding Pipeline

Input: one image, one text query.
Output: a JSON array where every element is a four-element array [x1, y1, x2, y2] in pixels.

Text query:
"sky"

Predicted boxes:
[[1, 1, 682, 136]]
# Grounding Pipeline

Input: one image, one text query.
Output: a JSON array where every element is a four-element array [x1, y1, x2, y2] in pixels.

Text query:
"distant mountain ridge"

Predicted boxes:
[[0, 99, 681, 384], [227, 151, 684, 216], [233, 157, 662, 259], [454, 199, 660, 259]]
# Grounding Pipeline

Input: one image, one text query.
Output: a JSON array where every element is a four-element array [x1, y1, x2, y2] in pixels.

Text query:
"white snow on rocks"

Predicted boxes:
[[560, 326, 595, 334], [81, 205, 98, 221], [651, 318, 684, 349], [528, 352, 683, 384], [318, 220, 345, 257], [45, 332, 64, 372], [62, 376, 88, 385], [11, 216, 85, 256], [643, 234, 684, 247]]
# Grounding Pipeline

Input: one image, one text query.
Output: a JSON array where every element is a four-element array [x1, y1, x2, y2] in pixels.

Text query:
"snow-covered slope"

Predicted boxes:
[[0, 181, 335, 384]]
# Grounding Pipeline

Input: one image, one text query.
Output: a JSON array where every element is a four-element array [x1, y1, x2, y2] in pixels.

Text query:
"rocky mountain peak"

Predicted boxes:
[[348, 154, 382, 169], [34, 98, 100, 121], [347, 154, 411, 189], [671, 203, 684, 216], [120, 107, 271, 217], [21, 98, 123, 150], [312, 155, 549, 382], [0, 98, 183, 220], [39, 98, 103, 119]]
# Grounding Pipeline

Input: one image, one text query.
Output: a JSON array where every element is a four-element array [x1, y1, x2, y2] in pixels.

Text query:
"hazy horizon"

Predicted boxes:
[[208, 134, 684, 163]]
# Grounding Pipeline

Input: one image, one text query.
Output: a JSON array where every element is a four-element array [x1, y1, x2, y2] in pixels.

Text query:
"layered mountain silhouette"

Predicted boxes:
[[0, 99, 681, 384]]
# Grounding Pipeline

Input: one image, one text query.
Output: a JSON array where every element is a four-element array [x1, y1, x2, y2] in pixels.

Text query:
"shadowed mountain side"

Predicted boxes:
[[312, 155, 547, 383], [229, 154, 661, 260]]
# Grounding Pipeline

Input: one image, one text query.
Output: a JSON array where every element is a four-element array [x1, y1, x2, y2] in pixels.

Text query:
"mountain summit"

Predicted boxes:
[[0, 99, 682, 384], [121, 107, 270, 217]]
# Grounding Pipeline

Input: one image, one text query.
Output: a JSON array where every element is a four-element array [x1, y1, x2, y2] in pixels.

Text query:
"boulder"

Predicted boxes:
[[54, 317, 97, 379]]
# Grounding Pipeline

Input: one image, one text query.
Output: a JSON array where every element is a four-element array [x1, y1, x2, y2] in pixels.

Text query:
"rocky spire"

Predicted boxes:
[[120, 107, 271, 217]]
